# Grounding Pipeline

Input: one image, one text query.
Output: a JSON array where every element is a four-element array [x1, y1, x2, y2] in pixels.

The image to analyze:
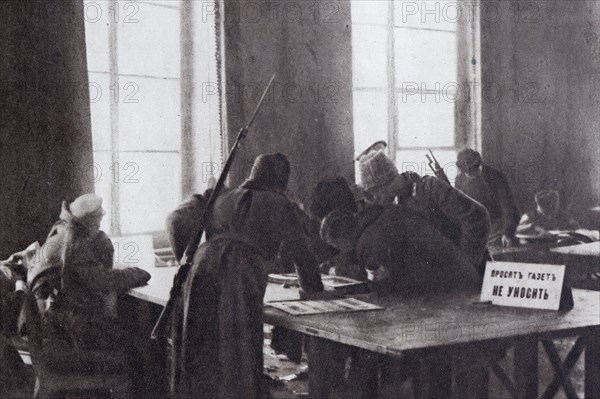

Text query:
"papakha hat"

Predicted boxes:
[[242, 153, 290, 191], [358, 150, 398, 192], [355, 140, 387, 161]]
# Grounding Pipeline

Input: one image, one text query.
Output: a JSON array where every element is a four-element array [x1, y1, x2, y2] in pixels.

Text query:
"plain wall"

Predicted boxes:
[[222, 1, 355, 205], [0, 1, 94, 257], [480, 0, 600, 219]]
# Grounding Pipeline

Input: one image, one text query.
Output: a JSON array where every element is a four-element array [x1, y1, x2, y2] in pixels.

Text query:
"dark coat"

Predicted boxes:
[[355, 205, 482, 294], [455, 165, 520, 241], [29, 222, 150, 349], [168, 187, 323, 399], [397, 175, 490, 270]]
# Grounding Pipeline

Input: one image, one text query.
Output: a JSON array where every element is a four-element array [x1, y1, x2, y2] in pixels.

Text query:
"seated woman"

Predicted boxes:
[[165, 153, 324, 399], [27, 194, 151, 348], [517, 189, 580, 236]]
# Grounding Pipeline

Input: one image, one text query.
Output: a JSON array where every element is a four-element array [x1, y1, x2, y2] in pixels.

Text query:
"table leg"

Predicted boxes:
[[454, 364, 489, 399], [428, 356, 452, 399], [585, 332, 600, 399], [514, 338, 538, 399], [347, 348, 380, 398], [307, 336, 346, 399]]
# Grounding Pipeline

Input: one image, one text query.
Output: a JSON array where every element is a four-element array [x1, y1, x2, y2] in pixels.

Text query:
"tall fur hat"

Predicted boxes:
[[358, 150, 398, 192]]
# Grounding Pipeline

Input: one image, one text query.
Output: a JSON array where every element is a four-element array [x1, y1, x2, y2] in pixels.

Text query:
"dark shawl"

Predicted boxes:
[[168, 187, 323, 399]]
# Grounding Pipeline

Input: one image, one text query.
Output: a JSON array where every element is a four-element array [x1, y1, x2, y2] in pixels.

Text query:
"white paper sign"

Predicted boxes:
[[480, 262, 566, 310]]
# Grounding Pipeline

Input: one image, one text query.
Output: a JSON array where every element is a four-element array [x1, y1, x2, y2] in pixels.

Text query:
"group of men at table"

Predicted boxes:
[[0, 141, 588, 398]]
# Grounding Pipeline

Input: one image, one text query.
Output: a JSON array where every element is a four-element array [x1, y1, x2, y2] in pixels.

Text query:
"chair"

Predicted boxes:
[[23, 269, 133, 399]]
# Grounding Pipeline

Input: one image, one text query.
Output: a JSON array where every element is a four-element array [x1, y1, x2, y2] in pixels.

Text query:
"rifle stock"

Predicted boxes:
[[151, 74, 276, 340]]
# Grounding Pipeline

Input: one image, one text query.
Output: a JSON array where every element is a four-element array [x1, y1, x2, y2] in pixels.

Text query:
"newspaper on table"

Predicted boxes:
[[268, 297, 383, 316]]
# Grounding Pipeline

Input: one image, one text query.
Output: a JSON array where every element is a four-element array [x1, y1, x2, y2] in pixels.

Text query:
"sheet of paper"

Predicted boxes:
[[268, 297, 383, 316]]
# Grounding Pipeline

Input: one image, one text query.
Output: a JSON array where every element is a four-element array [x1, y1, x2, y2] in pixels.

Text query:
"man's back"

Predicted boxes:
[[356, 205, 481, 294]]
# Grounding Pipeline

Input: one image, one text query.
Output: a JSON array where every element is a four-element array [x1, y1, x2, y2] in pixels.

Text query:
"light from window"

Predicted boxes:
[[84, 0, 221, 235], [352, 0, 464, 182]]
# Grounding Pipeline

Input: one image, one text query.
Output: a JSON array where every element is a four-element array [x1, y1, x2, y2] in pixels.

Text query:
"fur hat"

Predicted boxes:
[[320, 211, 358, 246], [69, 194, 105, 219], [242, 153, 290, 191], [355, 140, 387, 161], [358, 150, 398, 192], [535, 190, 560, 211], [310, 177, 357, 219], [457, 149, 482, 172]]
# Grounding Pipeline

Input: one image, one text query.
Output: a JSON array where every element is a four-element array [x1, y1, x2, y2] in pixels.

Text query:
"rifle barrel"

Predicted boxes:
[[245, 73, 277, 131]]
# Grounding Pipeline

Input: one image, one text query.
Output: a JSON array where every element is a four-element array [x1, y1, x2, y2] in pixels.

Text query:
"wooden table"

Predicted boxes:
[[127, 266, 302, 305], [489, 244, 563, 264], [551, 242, 600, 258], [127, 268, 600, 399], [264, 288, 600, 399], [551, 242, 600, 291]]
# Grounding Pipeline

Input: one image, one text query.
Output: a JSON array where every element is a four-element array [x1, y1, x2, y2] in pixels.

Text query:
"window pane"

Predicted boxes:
[[89, 73, 111, 151], [84, 1, 110, 72], [92, 151, 113, 234], [351, 0, 388, 25], [353, 90, 388, 156], [396, 92, 454, 147], [395, 149, 458, 183], [119, 152, 181, 233], [118, 4, 180, 78], [119, 78, 181, 152], [395, 29, 457, 87], [352, 25, 388, 88], [394, 0, 459, 31]]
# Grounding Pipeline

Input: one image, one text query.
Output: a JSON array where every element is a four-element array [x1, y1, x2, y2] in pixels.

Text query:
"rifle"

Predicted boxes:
[[151, 73, 277, 340], [426, 149, 451, 185]]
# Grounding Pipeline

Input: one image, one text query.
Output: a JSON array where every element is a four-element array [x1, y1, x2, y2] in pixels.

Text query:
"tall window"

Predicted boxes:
[[84, 0, 222, 236], [352, 0, 480, 182]]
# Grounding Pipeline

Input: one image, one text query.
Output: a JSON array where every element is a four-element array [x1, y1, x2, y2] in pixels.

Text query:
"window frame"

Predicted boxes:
[[86, 0, 223, 238], [351, 0, 481, 171]]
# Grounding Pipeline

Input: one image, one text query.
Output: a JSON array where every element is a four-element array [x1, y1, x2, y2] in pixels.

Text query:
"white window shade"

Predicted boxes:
[[394, 0, 459, 31], [395, 93, 455, 148], [117, 4, 181, 78], [352, 24, 388, 88], [118, 78, 181, 152], [394, 29, 457, 87], [351, 0, 388, 25]]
